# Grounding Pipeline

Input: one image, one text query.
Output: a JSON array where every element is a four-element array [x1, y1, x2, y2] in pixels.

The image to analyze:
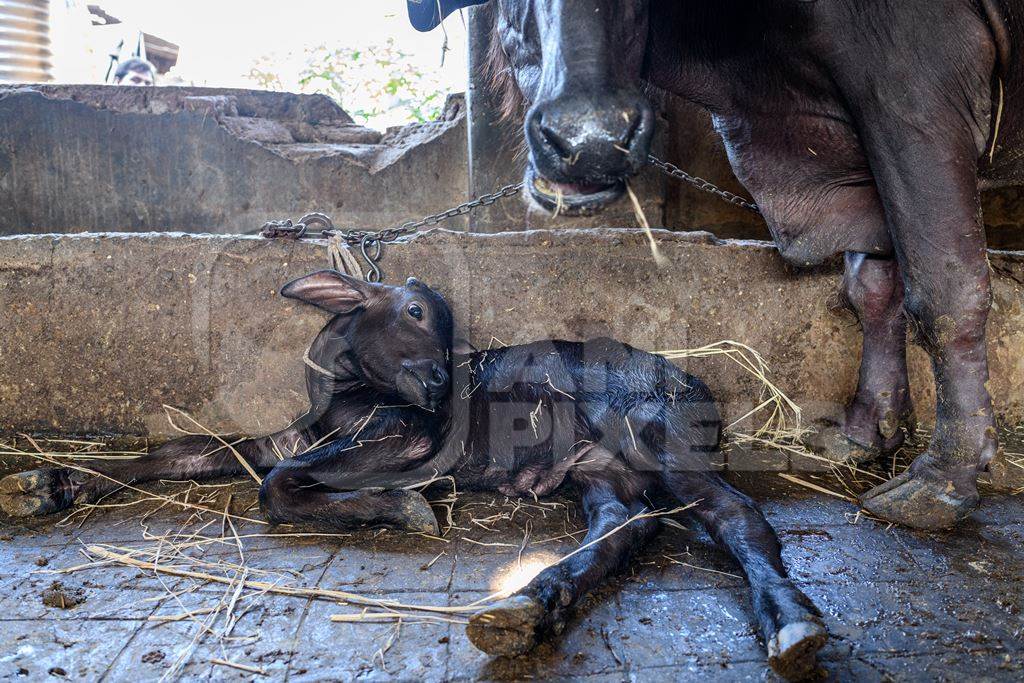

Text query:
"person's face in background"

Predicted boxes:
[[117, 68, 155, 86]]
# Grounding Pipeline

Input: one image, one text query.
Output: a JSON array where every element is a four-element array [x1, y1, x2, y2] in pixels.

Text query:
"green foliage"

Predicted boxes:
[[246, 38, 448, 126]]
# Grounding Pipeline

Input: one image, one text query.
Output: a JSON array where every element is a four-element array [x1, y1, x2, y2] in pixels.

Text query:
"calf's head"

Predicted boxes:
[[409, 0, 654, 215], [281, 270, 454, 410]]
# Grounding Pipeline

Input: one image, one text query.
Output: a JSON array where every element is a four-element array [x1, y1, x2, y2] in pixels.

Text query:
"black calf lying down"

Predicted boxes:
[[0, 271, 826, 678]]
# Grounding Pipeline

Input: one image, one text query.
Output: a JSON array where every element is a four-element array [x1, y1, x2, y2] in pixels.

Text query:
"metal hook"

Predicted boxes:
[[298, 212, 335, 232], [360, 234, 383, 283]]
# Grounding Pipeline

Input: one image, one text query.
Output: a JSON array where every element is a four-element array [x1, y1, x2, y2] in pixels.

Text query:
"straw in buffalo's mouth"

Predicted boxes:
[[532, 176, 615, 199]]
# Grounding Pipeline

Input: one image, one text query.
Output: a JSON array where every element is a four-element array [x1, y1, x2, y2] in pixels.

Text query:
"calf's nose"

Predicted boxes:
[[402, 359, 449, 391], [428, 361, 448, 389]]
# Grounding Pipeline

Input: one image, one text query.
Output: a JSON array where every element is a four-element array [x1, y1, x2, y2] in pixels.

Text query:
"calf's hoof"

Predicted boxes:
[[0, 470, 72, 517], [387, 489, 440, 535], [466, 595, 544, 657], [767, 620, 827, 681], [859, 459, 979, 530]]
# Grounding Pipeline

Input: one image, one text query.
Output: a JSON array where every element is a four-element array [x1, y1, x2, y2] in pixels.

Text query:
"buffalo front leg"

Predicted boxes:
[[857, 236, 994, 529], [817, 252, 915, 464], [466, 479, 658, 657]]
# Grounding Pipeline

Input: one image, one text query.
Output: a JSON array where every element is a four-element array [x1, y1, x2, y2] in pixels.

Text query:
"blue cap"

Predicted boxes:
[[406, 0, 487, 32]]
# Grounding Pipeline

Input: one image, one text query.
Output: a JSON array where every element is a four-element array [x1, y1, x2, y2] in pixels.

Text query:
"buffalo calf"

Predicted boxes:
[[0, 271, 826, 679]]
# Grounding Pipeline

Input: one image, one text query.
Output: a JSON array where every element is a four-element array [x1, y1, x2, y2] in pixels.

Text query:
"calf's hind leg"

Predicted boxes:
[[663, 472, 826, 680], [467, 476, 659, 657]]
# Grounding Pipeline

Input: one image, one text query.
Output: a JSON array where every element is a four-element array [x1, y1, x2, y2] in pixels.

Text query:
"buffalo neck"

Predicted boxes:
[[644, 0, 810, 113]]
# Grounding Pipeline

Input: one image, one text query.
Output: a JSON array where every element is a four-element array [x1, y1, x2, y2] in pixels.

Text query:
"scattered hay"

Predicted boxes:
[[777, 473, 857, 502], [11, 343, 1023, 674], [625, 181, 667, 267], [210, 658, 267, 676], [0, 435, 145, 460], [657, 340, 805, 444]]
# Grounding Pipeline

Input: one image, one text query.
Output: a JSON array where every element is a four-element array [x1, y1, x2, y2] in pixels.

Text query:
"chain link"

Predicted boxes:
[[260, 182, 523, 282], [647, 154, 760, 214], [383, 181, 524, 239], [262, 155, 756, 281]]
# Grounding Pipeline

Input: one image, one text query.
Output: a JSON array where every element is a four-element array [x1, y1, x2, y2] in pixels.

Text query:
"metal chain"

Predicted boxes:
[[380, 181, 524, 239], [647, 154, 761, 214], [261, 156, 755, 281], [260, 182, 523, 282]]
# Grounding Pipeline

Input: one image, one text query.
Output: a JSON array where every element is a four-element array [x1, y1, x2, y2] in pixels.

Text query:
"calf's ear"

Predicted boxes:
[[280, 270, 379, 315]]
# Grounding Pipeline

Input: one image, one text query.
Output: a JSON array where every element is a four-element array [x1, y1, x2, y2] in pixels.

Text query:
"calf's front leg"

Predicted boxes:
[[256, 435, 446, 534], [258, 462, 439, 534], [0, 431, 296, 518]]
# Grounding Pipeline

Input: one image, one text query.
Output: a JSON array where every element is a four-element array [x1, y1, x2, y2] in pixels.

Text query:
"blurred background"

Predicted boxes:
[[12, 0, 467, 129]]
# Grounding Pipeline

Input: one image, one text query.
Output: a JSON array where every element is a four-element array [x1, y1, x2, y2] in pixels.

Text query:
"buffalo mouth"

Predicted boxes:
[[526, 168, 625, 216]]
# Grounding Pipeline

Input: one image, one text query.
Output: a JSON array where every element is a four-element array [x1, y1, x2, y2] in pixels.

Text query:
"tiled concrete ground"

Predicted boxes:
[[1, 456, 1022, 681]]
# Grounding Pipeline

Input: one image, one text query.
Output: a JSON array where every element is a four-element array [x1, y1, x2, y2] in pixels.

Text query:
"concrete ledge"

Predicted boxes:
[[0, 85, 467, 235], [1, 229, 1022, 437], [0, 85, 667, 237]]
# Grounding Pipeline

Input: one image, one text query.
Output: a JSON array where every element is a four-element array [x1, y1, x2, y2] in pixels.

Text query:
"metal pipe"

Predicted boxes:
[[465, 6, 520, 232]]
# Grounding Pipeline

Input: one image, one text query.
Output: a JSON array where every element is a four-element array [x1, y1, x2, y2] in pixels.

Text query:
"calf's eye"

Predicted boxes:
[[408, 303, 423, 320]]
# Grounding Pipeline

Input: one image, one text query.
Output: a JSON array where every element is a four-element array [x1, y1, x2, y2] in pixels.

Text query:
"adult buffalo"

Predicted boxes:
[[410, 0, 1020, 530]]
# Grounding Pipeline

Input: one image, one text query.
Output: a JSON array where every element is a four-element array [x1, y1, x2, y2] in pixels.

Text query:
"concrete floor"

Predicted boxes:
[[1, 449, 1023, 682]]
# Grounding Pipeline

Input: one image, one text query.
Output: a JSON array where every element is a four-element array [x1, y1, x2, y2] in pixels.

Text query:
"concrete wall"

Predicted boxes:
[[0, 85, 471, 234], [1, 85, 1022, 247], [0, 84, 665, 236], [1, 230, 1022, 439]]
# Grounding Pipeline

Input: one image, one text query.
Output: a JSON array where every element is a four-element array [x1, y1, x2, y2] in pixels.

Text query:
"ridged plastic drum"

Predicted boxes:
[[0, 0, 52, 82]]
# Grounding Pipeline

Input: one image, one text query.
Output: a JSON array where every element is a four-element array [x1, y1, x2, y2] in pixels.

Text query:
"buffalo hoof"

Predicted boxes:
[[388, 490, 440, 535], [807, 423, 881, 465], [466, 595, 544, 657], [767, 620, 828, 681], [807, 410, 913, 466], [980, 452, 1024, 493], [0, 469, 71, 518], [859, 458, 979, 530]]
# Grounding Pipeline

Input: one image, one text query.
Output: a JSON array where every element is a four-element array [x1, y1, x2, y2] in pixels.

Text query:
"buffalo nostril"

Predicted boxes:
[[619, 109, 642, 151], [540, 124, 572, 160]]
